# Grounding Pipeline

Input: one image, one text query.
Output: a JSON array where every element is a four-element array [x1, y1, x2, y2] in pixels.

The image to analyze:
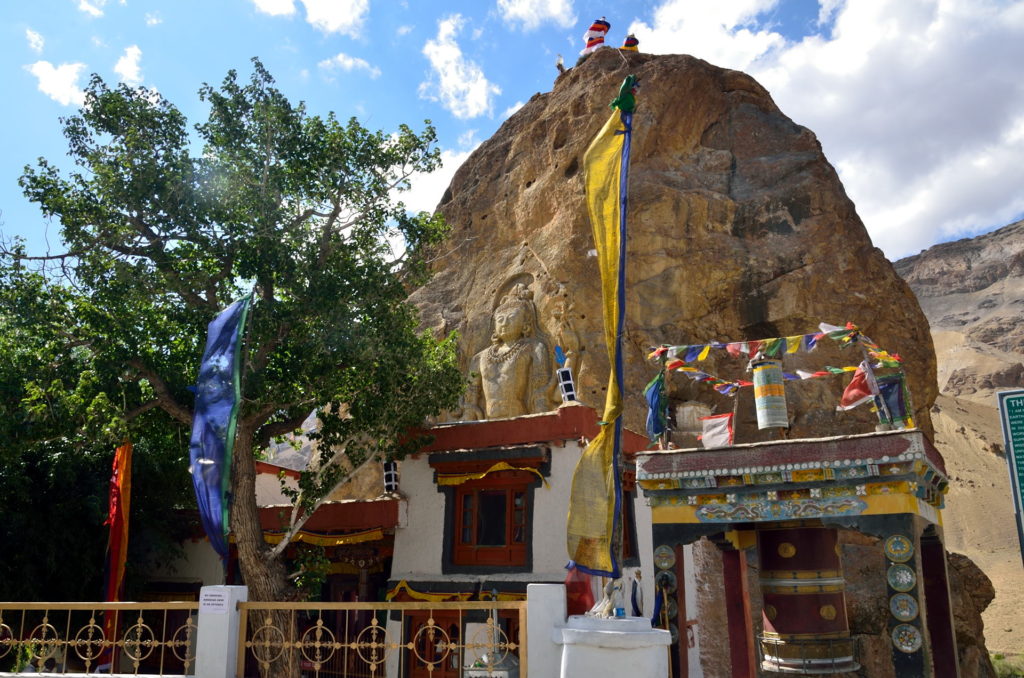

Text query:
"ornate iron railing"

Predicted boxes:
[[237, 601, 527, 678], [0, 602, 197, 675]]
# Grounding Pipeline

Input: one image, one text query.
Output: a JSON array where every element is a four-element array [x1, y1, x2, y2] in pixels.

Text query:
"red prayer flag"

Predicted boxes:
[[100, 441, 132, 668], [837, 366, 875, 411]]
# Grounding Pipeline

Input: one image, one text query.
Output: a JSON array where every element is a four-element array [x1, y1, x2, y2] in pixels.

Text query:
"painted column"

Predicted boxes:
[[920, 532, 959, 678], [757, 527, 858, 673], [722, 548, 757, 678]]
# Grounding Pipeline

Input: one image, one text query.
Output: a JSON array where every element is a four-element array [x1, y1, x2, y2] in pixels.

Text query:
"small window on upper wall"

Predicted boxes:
[[452, 472, 531, 567]]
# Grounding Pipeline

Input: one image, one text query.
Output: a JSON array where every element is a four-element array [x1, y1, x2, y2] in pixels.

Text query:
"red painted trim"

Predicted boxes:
[[255, 460, 301, 479], [411, 403, 650, 456], [259, 498, 399, 532], [722, 549, 757, 678], [921, 538, 960, 677], [639, 429, 946, 477], [675, 544, 689, 677]]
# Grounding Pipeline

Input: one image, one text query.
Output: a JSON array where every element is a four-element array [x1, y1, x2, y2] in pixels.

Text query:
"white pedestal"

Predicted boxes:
[[196, 585, 248, 678], [558, 615, 671, 678]]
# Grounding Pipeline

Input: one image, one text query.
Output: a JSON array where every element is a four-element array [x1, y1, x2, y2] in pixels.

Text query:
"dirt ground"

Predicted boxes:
[[933, 393, 1024, 656]]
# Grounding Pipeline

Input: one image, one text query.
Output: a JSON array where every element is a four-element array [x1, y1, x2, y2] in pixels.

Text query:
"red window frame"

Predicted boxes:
[[452, 471, 531, 567]]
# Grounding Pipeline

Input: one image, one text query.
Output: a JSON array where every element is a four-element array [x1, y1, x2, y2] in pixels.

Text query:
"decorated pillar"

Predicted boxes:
[[882, 519, 930, 677], [757, 526, 857, 673]]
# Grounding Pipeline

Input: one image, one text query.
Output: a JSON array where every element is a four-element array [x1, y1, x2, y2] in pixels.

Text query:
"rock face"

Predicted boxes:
[[413, 49, 936, 441], [410, 48, 994, 672]]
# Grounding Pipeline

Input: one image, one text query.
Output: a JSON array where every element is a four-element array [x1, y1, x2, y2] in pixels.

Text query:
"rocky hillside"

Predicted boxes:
[[413, 48, 936, 442], [894, 220, 1024, 404], [896, 220, 1024, 656]]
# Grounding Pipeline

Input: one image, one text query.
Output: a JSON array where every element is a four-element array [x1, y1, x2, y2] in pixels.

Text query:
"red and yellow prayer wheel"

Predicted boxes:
[[757, 527, 859, 673]]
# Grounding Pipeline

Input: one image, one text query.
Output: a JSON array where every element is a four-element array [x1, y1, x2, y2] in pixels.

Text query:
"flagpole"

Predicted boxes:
[[856, 333, 894, 426]]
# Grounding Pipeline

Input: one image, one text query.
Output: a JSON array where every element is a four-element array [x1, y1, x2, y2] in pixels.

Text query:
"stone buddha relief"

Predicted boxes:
[[461, 281, 558, 420]]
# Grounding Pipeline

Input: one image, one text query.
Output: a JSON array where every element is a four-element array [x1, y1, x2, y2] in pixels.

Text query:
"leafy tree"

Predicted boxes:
[[14, 58, 463, 604], [0, 263, 192, 601]]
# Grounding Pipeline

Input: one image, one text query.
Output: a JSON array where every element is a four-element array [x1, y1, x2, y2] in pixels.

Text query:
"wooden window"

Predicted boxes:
[[452, 472, 530, 567]]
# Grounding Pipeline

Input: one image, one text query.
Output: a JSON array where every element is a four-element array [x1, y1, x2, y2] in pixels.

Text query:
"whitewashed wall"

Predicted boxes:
[[390, 437, 656, 609]]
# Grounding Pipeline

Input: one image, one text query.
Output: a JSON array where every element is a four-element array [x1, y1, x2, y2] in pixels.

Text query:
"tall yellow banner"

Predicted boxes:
[[566, 108, 633, 576]]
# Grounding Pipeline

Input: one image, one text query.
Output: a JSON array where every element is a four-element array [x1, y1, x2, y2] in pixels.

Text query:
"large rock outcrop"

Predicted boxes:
[[413, 49, 936, 441]]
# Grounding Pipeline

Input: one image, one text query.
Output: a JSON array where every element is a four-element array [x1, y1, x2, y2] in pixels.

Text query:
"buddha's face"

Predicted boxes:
[[494, 305, 528, 343]]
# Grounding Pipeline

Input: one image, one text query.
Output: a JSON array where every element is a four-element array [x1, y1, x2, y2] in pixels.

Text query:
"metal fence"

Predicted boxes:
[[237, 600, 527, 678], [0, 602, 197, 676]]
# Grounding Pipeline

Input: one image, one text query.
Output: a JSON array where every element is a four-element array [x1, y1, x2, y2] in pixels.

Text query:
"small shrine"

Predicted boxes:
[[636, 324, 956, 677]]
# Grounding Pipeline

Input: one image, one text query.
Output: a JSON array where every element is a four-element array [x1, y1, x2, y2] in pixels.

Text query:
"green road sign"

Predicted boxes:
[[997, 389, 1024, 568]]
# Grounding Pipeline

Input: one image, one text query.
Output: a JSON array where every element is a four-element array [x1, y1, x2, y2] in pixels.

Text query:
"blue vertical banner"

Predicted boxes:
[[189, 295, 251, 561]]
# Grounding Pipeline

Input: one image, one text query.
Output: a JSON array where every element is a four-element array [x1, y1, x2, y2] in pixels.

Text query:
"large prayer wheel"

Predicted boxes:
[[752, 359, 788, 430], [757, 527, 858, 673]]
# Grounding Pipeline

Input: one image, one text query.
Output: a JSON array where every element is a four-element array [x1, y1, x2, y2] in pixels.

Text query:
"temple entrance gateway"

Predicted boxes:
[[637, 429, 958, 677]]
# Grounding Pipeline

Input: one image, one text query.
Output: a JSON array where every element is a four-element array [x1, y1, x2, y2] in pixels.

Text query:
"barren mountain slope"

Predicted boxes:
[[897, 220, 1024, 655]]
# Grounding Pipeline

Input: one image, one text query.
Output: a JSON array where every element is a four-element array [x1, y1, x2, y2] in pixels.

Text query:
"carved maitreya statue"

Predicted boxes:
[[462, 283, 554, 420]]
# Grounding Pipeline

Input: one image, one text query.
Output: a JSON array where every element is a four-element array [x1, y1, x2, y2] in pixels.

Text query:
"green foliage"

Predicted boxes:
[[994, 654, 1024, 678], [12, 58, 463, 597], [291, 544, 331, 601]]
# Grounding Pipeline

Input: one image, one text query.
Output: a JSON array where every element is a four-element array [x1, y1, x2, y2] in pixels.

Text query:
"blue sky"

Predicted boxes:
[[3, 0, 1024, 260]]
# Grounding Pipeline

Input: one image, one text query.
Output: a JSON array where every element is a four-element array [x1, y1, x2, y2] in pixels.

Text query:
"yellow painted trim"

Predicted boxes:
[[652, 493, 944, 525], [262, 527, 384, 547], [436, 461, 549, 488], [724, 529, 756, 550]]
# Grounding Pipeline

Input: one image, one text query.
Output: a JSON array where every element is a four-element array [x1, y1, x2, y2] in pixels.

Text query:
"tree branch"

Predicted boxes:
[[124, 398, 162, 421], [255, 410, 312, 450], [126, 359, 192, 426], [267, 450, 381, 561]]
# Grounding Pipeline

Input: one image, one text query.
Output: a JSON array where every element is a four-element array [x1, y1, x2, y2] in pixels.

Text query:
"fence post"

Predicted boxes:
[[195, 585, 248, 678], [526, 583, 566, 677]]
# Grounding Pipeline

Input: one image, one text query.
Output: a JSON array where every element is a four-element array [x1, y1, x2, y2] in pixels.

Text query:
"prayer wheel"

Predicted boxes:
[[757, 527, 858, 673], [752, 359, 788, 430]]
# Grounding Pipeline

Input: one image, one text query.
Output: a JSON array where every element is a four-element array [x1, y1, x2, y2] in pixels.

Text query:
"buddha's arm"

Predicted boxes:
[[529, 341, 555, 413], [461, 354, 485, 420]]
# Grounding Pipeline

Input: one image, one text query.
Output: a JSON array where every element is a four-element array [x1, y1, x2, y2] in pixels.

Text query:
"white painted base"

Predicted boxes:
[[558, 615, 671, 678]]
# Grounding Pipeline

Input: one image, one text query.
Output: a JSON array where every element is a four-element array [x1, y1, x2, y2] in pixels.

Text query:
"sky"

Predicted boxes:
[[2, 0, 1023, 261]]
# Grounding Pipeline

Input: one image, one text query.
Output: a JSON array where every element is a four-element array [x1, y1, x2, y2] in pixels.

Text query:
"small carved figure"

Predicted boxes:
[[462, 284, 554, 420]]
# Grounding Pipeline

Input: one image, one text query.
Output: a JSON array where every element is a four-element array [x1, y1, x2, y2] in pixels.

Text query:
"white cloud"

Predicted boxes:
[[317, 52, 381, 78], [77, 0, 105, 17], [114, 45, 143, 86], [419, 15, 501, 120], [25, 29, 44, 53], [497, 0, 575, 31], [91, 36, 106, 47], [397, 24, 413, 36], [251, 0, 295, 16], [636, 0, 1024, 259], [502, 101, 525, 119], [24, 61, 86, 106], [300, 0, 368, 36], [400, 146, 476, 214], [251, 0, 368, 36], [145, 12, 162, 26], [630, 0, 783, 70]]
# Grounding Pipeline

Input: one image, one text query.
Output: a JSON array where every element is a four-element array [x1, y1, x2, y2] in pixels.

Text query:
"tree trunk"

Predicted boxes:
[[231, 428, 300, 678]]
